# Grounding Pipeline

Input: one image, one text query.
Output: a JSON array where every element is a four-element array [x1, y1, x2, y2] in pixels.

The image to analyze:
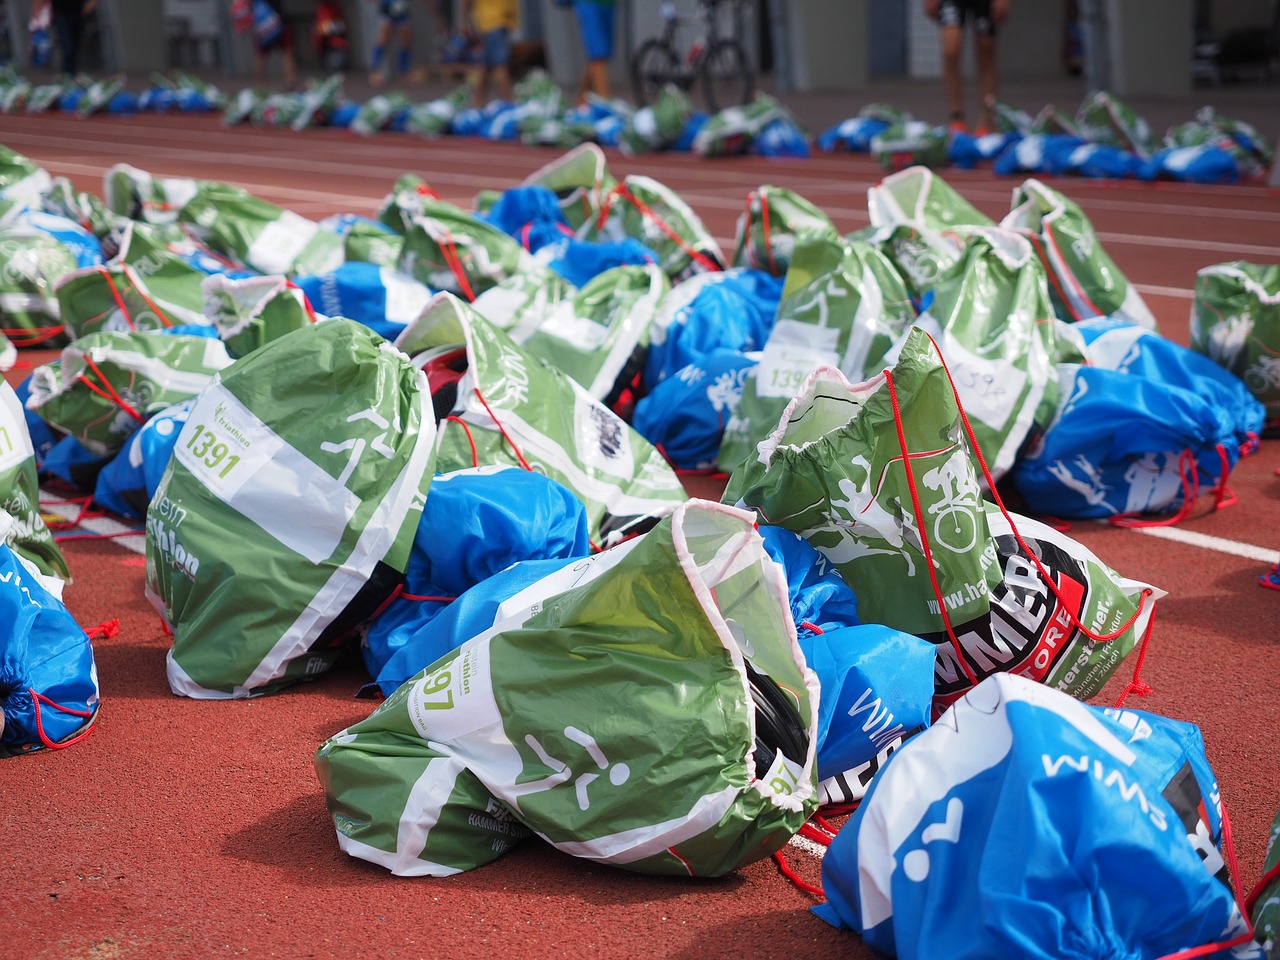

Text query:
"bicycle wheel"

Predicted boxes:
[[698, 39, 753, 113], [631, 39, 681, 107]]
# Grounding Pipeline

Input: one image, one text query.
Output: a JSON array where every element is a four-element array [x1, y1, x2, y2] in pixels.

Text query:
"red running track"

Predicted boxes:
[[2, 112, 1279, 960]]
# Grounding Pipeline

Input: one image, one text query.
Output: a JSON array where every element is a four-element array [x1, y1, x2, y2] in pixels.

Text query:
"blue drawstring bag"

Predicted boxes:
[[644, 268, 783, 391], [994, 133, 1086, 176], [816, 673, 1263, 960], [293, 262, 431, 341], [107, 90, 140, 115], [753, 118, 811, 158], [948, 130, 1021, 169], [93, 401, 193, 520], [1014, 359, 1244, 521], [41, 435, 111, 491], [543, 236, 657, 288], [1139, 145, 1240, 185], [672, 112, 710, 153], [757, 524, 861, 638], [483, 185, 567, 245], [0, 538, 100, 754], [632, 349, 756, 471], [1075, 316, 1266, 448], [329, 101, 359, 128], [1045, 141, 1143, 179], [364, 465, 590, 684], [817, 116, 890, 153]]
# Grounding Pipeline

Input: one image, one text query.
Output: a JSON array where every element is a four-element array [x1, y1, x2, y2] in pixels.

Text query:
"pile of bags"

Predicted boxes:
[[2, 137, 1275, 958], [820, 91, 1275, 184]]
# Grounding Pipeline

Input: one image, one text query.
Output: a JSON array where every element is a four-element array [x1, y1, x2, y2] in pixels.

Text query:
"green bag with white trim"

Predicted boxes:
[[147, 319, 437, 698], [315, 500, 819, 878], [27, 330, 234, 456], [731, 185, 838, 278], [867, 165, 993, 236], [398, 199, 539, 300], [520, 143, 617, 232], [719, 235, 915, 472], [395, 293, 685, 548], [202, 273, 314, 359], [0, 381, 68, 579]]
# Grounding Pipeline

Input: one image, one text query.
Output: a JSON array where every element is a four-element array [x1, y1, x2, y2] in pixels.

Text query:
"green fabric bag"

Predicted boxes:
[[75, 75, 125, 118], [870, 121, 950, 171], [719, 235, 915, 472], [398, 199, 537, 300], [1190, 261, 1280, 428], [42, 177, 119, 238], [0, 381, 68, 579], [620, 84, 692, 156], [103, 163, 198, 224], [27, 330, 234, 456], [520, 144, 617, 232], [912, 227, 1063, 479], [203, 274, 315, 359], [55, 222, 210, 341], [148, 319, 437, 698], [1002, 178, 1157, 329], [725, 327, 1001, 638], [581, 174, 724, 283], [395, 293, 686, 547], [867, 165, 994, 236], [343, 219, 404, 268], [290, 75, 344, 131], [731, 185, 838, 277], [315, 500, 819, 878], [222, 88, 265, 126], [351, 93, 412, 136], [472, 263, 668, 401]]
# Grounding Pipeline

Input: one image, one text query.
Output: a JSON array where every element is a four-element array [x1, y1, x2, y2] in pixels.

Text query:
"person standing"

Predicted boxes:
[[251, 0, 298, 88], [924, 0, 1008, 135], [48, 0, 97, 76], [369, 0, 414, 86], [460, 0, 517, 105], [573, 0, 618, 105]]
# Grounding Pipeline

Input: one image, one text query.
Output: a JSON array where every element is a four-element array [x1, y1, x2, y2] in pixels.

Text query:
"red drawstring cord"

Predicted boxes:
[[123, 265, 174, 328], [29, 620, 116, 751], [441, 415, 480, 468], [1244, 860, 1280, 918], [1, 324, 65, 346], [77, 354, 147, 424], [596, 183, 723, 275], [434, 227, 477, 302], [773, 850, 825, 896], [42, 494, 105, 530], [472, 386, 532, 471]]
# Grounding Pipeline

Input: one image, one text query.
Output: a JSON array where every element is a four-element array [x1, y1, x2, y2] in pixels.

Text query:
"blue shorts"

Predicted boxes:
[[574, 2, 615, 62], [481, 27, 510, 68], [380, 0, 410, 25]]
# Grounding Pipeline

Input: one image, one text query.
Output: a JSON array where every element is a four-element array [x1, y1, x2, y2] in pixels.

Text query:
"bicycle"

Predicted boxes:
[[630, 0, 755, 114]]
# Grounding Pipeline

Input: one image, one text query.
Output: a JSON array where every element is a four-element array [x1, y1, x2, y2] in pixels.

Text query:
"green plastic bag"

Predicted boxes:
[[1030, 104, 1082, 137], [404, 86, 470, 138], [42, 176, 119, 238], [912, 227, 1063, 478], [620, 84, 693, 156], [870, 121, 950, 171], [315, 500, 819, 878], [351, 93, 412, 136], [581, 174, 724, 283], [473, 263, 668, 401], [395, 293, 686, 547], [1190, 261, 1280, 428], [222, 88, 265, 126], [75, 75, 125, 118], [103, 163, 198, 224], [343, 218, 403, 267], [399, 199, 537, 300], [867, 165, 994, 236], [520, 144, 617, 232], [1254, 807, 1280, 959], [203, 274, 315, 359], [1003, 178, 1157, 329], [0, 381, 68, 579], [290, 75, 343, 131], [731, 185, 838, 277], [0, 209, 85, 347], [1075, 90, 1154, 158], [27, 330, 234, 456], [725, 327, 1002, 638], [148, 319, 437, 698], [719, 235, 915, 472], [375, 173, 440, 235], [692, 93, 794, 158], [0, 331, 13, 371], [55, 222, 210, 341], [852, 222, 962, 304]]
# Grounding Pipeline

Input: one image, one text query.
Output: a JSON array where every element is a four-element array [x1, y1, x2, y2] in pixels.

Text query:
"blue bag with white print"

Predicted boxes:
[[94, 401, 193, 519], [632, 349, 755, 471], [293, 262, 432, 340], [815, 673, 1263, 960]]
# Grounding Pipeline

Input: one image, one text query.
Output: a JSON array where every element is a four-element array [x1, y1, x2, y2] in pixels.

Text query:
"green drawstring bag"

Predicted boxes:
[[850, 222, 962, 305], [912, 227, 1064, 479], [148, 319, 437, 698], [580, 174, 725, 283], [725, 327, 1001, 639], [202, 274, 315, 359], [731, 185, 838, 278], [719, 235, 915, 472], [1002, 178, 1157, 330], [0, 381, 68, 579], [1190, 261, 1280, 430], [399, 199, 538, 301], [870, 122, 951, 171], [1075, 90, 1154, 158], [0, 145, 52, 210], [315, 500, 819, 878], [867, 165, 994, 236], [620, 83, 693, 156], [521, 143, 618, 232], [404, 86, 470, 139], [1252, 807, 1280, 958], [472, 263, 669, 401], [395, 293, 686, 548], [55, 222, 210, 341], [27, 330, 234, 456], [42, 176, 119, 238]]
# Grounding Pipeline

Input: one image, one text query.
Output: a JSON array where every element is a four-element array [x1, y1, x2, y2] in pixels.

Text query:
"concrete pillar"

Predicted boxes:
[[100, 0, 169, 72], [1105, 0, 1192, 95], [785, 0, 867, 91]]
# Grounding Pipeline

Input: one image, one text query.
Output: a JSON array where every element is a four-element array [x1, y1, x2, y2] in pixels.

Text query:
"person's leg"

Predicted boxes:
[[489, 27, 512, 101], [396, 22, 413, 77], [371, 19, 391, 83], [939, 23, 966, 128], [972, 1, 999, 132], [53, 11, 83, 76], [575, 1, 614, 101], [281, 31, 298, 88]]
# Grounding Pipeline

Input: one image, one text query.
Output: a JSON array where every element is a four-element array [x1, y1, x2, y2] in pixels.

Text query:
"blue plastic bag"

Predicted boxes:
[[94, 401, 193, 520], [293, 262, 431, 341], [753, 118, 810, 158], [757, 524, 860, 638], [1139, 145, 1240, 185], [643, 268, 783, 391], [815, 673, 1263, 960], [42, 435, 110, 490], [364, 465, 590, 684], [1014, 361, 1243, 520], [994, 133, 1086, 176], [817, 116, 890, 153], [0, 539, 100, 754]]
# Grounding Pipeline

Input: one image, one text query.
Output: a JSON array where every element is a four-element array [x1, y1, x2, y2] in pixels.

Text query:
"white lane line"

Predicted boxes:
[[1134, 283, 1194, 300], [1133, 525, 1279, 565], [41, 492, 147, 555], [1097, 231, 1280, 258], [787, 833, 829, 860]]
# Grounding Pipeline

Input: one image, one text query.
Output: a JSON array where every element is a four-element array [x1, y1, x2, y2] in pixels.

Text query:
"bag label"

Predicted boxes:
[[755, 320, 840, 399], [406, 639, 500, 742]]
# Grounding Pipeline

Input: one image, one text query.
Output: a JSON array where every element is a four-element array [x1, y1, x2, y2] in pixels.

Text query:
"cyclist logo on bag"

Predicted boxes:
[[522, 726, 632, 811], [921, 448, 982, 554]]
